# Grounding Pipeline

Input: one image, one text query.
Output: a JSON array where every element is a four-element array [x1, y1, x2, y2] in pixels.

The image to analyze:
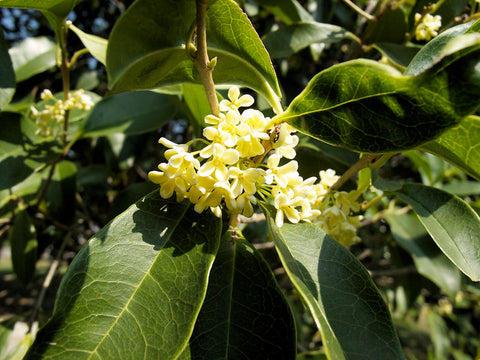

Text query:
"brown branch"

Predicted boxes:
[[192, 0, 219, 116]]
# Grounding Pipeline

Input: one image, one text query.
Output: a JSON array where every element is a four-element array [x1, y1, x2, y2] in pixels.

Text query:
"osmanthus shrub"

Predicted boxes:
[[0, 0, 480, 359]]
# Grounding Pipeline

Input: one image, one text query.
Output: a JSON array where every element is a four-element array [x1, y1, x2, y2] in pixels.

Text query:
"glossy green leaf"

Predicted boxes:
[[182, 83, 216, 136], [0, 112, 61, 191], [263, 207, 404, 360], [394, 183, 480, 281], [251, 0, 312, 24], [68, 23, 108, 65], [8, 37, 57, 82], [0, 0, 84, 19], [405, 21, 477, 76], [420, 115, 480, 182], [43, 161, 77, 225], [439, 181, 480, 197], [181, 236, 296, 359], [262, 21, 358, 58], [78, 91, 176, 138], [385, 212, 461, 298], [26, 192, 221, 359], [277, 35, 480, 153], [0, 30, 15, 110], [106, 0, 281, 110], [9, 207, 37, 285]]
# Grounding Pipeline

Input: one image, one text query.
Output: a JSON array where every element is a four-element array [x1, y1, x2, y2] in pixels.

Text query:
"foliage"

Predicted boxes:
[[1, 0, 480, 359]]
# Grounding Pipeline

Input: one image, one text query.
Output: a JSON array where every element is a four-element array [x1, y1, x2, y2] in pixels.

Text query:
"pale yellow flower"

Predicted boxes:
[[415, 13, 442, 41], [265, 154, 299, 188], [198, 143, 239, 181], [219, 86, 254, 112]]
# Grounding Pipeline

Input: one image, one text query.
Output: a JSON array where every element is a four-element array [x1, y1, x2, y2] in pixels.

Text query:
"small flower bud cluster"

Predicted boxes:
[[149, 87, 362, 245], [30, 89, 94, 138], [414, 13, 442, 41]]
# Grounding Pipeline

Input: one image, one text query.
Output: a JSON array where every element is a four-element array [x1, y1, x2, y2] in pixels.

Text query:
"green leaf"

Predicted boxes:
[[250, 0, 313, 24], [405, 20, 477, 76], [181, 236, 296, 359], [394, 183, 480, 281], [0, 0, 84, 19], [262, 21, 358, 59], [277, 37, 480, 153], [106, 0, 281, 110], [0, 112, 61, 191], [43, 161, 77, 225], [107, 182, 157, 221], [8, 37, 57, 82], [78, 91, 176, 138], [9, 207, 37, 285], [367, 7, 407, 44], [0, 170, 46, 217], [385, 212, 461, 298], [263, 207, 404, 360], [373, 43, 421, 69], [419, 115, 480, 182], [25, 191, 221, 359], [181, 83, 216, 136], [0, 30, 15, 110], [68, 22, 108, 65], [438, 181, 480, 197]]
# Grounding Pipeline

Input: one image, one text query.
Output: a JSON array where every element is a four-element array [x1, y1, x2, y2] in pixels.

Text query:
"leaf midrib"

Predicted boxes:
[[87, 202, 190, 359]]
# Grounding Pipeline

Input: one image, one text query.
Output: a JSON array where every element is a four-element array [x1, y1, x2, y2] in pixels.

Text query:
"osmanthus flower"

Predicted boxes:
[[149, 86, 363, 246], [414, 13, 442, 41], [30, 89, 94, 138], [219, 86, 254, 112], [265, 154, 299, 188]]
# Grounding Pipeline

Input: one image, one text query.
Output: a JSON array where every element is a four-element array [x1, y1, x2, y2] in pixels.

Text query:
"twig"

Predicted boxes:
[[253, 242, 274, 250], [342, 0, 375, 20], [330, 154, 381, 192], [369, 265, 417, 277], [29, 234, 70, 336], [192, 0, 220, 116]]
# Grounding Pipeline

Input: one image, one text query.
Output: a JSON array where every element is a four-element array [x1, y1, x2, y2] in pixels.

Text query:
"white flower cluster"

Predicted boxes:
[[414, 13, 442, 41], [149, 87, 361, 246], [30, 89, 94, 137]]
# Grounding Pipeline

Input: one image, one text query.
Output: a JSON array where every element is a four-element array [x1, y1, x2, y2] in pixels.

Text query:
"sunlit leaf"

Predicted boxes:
[[263, 21, 358, 58], [106, 0, 281, 110], [8, 37, 57, 82], [394, 183, 480, 281], [0, 30, 15, 110], [68, 22, 108, 65], [181, 236, 296, 359], [263, 206, 404, 360], [26, 192, 221, 359], [420, 115, 480, 182], [386, 212, 462, 298], [405, 20, 478, 76], [9, 207, 37, 285], [276, 35, 480, 153], [78, 91, 176, 137]]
